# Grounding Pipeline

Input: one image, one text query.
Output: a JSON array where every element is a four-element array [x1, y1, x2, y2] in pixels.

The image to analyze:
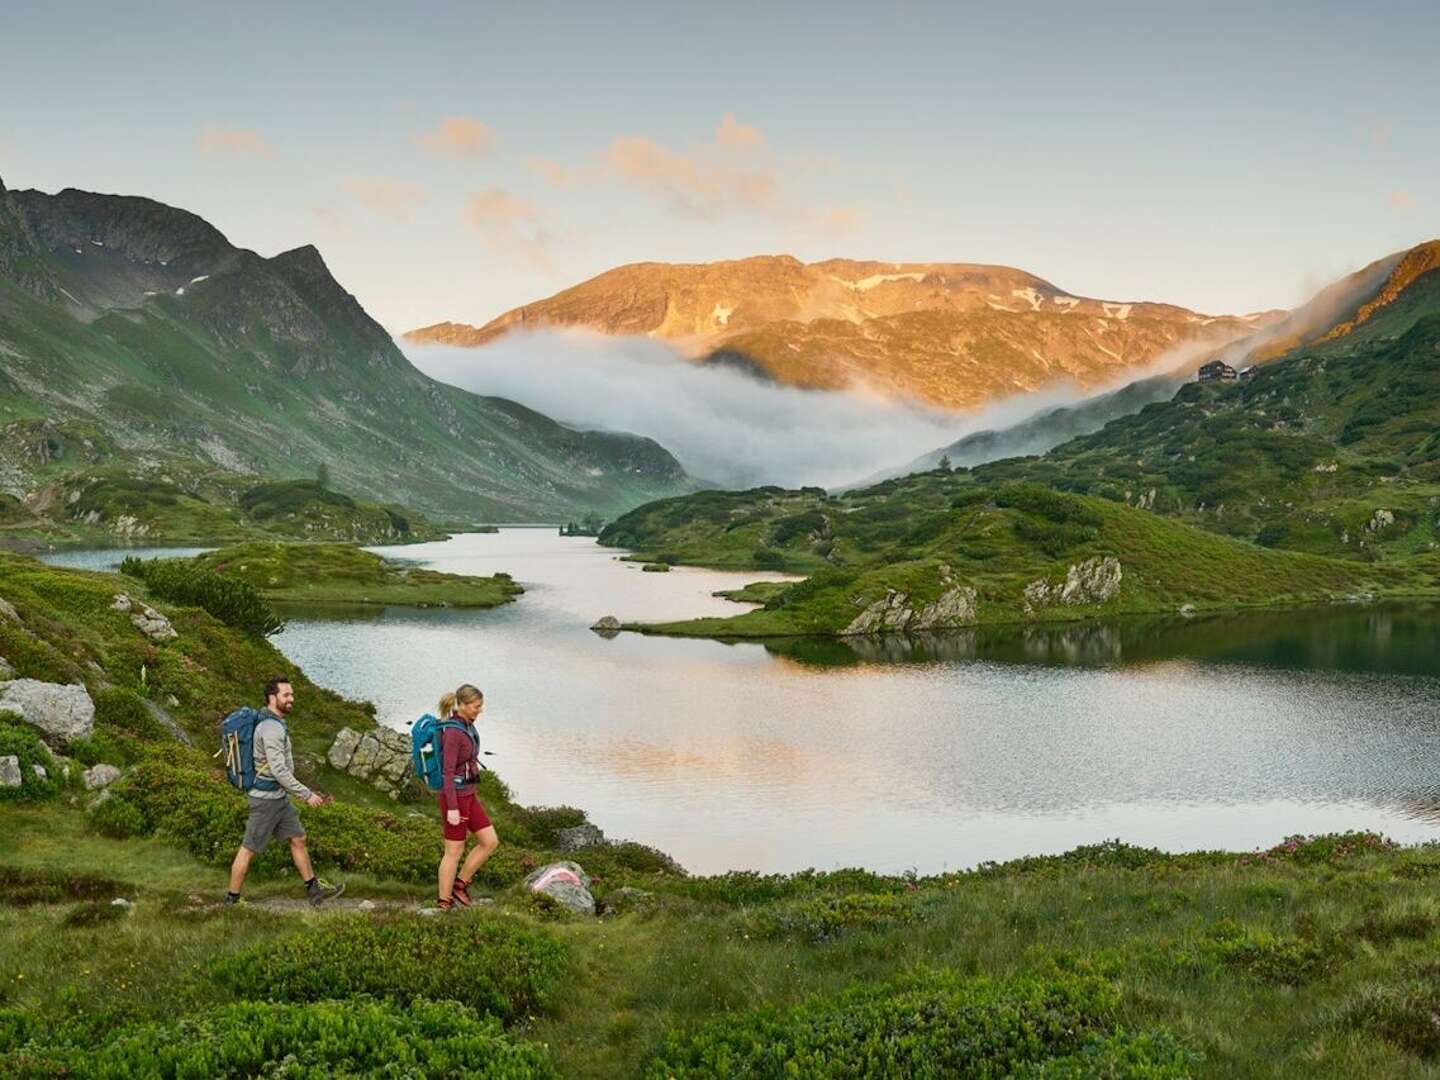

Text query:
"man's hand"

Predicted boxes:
[[306, 793, 328, 808], [447, 809, 462, 826]]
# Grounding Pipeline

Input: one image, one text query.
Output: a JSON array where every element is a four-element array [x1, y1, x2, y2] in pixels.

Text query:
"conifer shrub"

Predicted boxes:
[[89, 795, 145, 840], [119, 557, 285, 637], [0, 717, 59, 802], [648, 971, 1123, 1077], [5, 998, 556, 1079], [213, 917, 570, 1022]]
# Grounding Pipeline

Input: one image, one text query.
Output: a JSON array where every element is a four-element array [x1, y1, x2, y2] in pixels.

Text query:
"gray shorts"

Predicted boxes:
[[242, 795, 305, 853]]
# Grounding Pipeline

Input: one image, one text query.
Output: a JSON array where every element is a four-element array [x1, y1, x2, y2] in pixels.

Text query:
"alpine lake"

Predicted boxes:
[[46, 529, 1440, 875]]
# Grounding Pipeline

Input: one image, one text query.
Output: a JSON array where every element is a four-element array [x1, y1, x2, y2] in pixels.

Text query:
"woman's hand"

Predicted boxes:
[[447, 809, 462, 826]]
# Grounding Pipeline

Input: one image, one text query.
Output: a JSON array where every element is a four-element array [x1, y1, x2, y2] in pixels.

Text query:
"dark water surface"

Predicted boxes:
[[47, 532, 1440, 874]]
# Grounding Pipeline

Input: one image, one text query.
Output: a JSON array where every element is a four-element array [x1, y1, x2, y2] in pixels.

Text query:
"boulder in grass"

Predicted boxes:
[[0, 755, 20, 789], [555, 823, 606, 852], [83, 763, 121, 791], [0, 679, 95, 747], [525, 861, 596, 916]]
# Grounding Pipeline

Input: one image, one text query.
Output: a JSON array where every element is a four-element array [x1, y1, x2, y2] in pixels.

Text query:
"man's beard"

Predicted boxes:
[[277, 700, 294, 714]]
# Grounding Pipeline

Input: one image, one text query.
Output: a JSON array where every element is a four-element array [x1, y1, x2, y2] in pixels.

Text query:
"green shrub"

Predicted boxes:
[[751, 549, 786, 569], [0, 718, 59, 803], [90, 796, 145, 840], [1203, 920, 1343, 985], [65, 730, 130, 767], [93, 688, 166, 743], [213, 916, 570, 1022], [674, 867, 908, 906], [746, 892, 919, 944], [975, 840, 1177, 879], [6, 998, 556, 1079], [648, 971, 1120, 1077], [240, 478, 358, 518], [995, 483, 1104, 527], [119, 557, 285, 637], [1240, 832, 1397, 867], [1012, 1030, 1202, 1077]]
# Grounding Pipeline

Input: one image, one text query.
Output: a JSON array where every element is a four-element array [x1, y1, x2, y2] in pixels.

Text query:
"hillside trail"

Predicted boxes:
[[173, 893, 495, 916]]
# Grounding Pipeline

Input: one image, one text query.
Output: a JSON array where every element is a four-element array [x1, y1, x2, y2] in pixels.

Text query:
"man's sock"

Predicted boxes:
[[225, 891, 241, 904], [304, 876, 318, 892]]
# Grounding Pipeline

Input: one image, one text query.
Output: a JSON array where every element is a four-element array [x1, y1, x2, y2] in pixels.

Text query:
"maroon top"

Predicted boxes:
[[440, 717, 479, 812]]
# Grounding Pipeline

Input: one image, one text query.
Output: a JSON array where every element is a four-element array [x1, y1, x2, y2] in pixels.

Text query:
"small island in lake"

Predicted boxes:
[[179, 541, 523, 608]]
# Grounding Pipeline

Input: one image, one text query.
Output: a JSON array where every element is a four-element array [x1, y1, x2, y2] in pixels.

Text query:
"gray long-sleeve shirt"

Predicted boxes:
[[250, 711, 312, 802]]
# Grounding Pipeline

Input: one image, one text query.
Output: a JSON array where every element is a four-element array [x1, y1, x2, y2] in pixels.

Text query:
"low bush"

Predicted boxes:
[[61, 901, 129, 930], [212, 916, 570, 1022], [1012, 1030, 1202, 1078], [746, 891, 919, 944], [93, 687, 166, 743], [90, 796, 145, 840], [975, 839, 1177, 878], [1239, 832, 1397, 868], [674, 867, 908, 906], [0, 867, 129, 907], [1203, 920, 1344, 985], [995, 483, 1104, 527], [5, 997, 556, 1079], [648, 971, 1122, 1077], [0, 717, 59, 803], [65, 731, 130, 767], [119, 556, 285, 637]]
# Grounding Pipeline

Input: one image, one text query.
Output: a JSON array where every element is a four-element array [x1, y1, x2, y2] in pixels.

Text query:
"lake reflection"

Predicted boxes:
[[259, 531, 1440, 874]]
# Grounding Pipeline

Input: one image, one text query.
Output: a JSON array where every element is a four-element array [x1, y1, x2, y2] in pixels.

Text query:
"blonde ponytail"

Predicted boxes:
[[438, 683, 483, 718]]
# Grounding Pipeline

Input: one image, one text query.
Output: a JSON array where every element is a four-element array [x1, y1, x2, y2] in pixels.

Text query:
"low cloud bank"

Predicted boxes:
[[405, 331, 1096, 490]]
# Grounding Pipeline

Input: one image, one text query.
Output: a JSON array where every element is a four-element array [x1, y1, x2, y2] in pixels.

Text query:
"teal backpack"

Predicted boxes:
[[220, 707, 281, 792], [411, 714, 479, 792]]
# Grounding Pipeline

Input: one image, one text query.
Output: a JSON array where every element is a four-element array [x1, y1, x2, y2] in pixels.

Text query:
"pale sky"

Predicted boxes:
[[2, 0, 1436, 331]]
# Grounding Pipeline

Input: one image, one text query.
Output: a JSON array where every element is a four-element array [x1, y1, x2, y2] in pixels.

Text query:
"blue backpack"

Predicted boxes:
[[411, 714, 478, 792], [220, 707, 281, 793]]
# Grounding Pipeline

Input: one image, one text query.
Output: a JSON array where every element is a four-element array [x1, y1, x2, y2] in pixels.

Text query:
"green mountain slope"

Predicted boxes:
[[0, 177, 692, 525]]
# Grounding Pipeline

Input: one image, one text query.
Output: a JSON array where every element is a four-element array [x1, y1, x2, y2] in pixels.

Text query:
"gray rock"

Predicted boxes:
[[110, 593, 133, 614], [327, 727, 363, 770], [31, 763, 47, 782], [0, 754, 20, 788], [912, 583, 978, 630], [143, 699, 192, 745], [525, 860, 596, 916], [1367, 508, 1395, 533], [131, 604, 177, 642], [83, 763, 121, 790], [590, 615, 622, 637], [0, 597, 19, 623], [1023, 557, 1123, 612], [843, 589, 914, 635], [0, 679, 95, 746], [555, 823, 607, 852], [417, 905, 443, 918], [1178, 603, 1197, 618], [110, 897, 131, 908], [347, 733, 383, 776], [88, 787, 113, 809], [357, 899, 377, 912]]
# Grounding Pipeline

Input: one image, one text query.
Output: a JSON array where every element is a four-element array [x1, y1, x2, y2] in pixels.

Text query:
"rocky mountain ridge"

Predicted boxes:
[[406, 255, 1276, 409], [0, 176, 693, 523]]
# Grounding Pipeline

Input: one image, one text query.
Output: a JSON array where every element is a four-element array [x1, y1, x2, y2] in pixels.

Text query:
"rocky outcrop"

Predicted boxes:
[[1023, 557, 1123, 613], [0, 597, 19, 623], [0, 755, 20, 788], [590, 615, 622, 636], [1367, 509, 1395, 533], [555, 823, 607, 852], [842, 567, 978, 636], [326, 726, 413, 798], [525, 861, 596, 916], [0, 679, 95, 747], [112, 594, 177, 642], [83, 763, 121, 790]]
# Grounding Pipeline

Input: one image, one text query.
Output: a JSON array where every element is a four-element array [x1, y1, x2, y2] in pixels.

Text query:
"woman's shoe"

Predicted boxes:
[[452, 877, 473, 907]]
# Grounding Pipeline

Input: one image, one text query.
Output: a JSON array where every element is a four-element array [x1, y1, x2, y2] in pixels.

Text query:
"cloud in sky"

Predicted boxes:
[[342, 177, 430, 222], [1386, 189, 1415, 212], [465, 188, 552, 270], [715, 111, 765, 149], [602, 133, 778, 216], [526, 156, 579, 189], [417, 116, 497, 158], [197, 126, 276, 158]]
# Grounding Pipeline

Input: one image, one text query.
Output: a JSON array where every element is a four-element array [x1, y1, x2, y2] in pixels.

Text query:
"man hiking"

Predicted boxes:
[[225, 676, 344, 907]]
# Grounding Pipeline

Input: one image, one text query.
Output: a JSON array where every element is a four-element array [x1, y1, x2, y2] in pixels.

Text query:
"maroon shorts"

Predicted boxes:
[[439, 789, 492, 841]]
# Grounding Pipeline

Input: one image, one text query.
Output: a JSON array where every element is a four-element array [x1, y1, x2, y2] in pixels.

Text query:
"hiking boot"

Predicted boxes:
[[452, 878, 473, 908], [224, 893, 248, 907], [307, 878, 345, 907], [436, 897, 456, 913]]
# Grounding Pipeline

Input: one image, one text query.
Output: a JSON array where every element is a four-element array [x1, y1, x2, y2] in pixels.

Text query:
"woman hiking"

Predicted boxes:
[[435, 683, 499, 910]]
